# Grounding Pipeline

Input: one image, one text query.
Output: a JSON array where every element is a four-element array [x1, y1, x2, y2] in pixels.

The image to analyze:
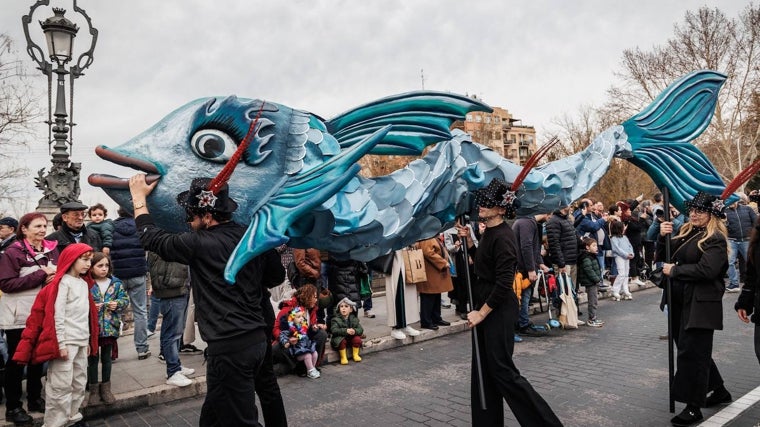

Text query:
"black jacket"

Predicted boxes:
[[726, 205, 757, 241], [136, 214, 284, 355], [512, 217, 543, 276], [47, 224, 102, 254], [327, 257, 367, 305], [469, 222, 518, 310], [736, 226, 760, 323], [110, 217, 147, 280], [545, 211, 579, 267], [658, 227, 727, 330], [147, 252, 189, 299]]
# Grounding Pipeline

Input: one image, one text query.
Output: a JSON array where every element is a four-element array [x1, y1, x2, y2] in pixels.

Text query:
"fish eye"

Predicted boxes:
[[190, 129, 238, 163]]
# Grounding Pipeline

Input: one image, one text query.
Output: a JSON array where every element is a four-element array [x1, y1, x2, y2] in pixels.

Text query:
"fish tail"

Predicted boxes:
[[622, 70, 731, 210]]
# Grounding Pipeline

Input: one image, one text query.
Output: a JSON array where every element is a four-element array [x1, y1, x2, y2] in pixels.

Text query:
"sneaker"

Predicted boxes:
[[726, 286, 741, 293], [631, 279, 646, 287], [146, 330, 155, 338], [576, 320, 586, 326], [307, 368, 321, 379], [157, 353, 165, 363], [586, 319, 604, 327], [179, 344, 204, 354], [518, 324, 548, 337], [611, 293, 621, 301], [180, 366, 195, 376], [514, 334, 523, 343], [623, 293, 633, 300], [137, 350, 152, 360], [364, 310, 376, 318], [390, 329, 406, 340], [404, 326, 421, 336], [166, 372, 192, 387]]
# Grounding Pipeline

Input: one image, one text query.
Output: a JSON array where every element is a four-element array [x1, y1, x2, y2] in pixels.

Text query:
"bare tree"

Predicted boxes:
[[0, 34, 41, 211], [606, 5, 760, 184]]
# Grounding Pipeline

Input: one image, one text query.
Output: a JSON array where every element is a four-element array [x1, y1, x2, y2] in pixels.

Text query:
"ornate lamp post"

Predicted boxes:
[[22, 0, 97, 214]]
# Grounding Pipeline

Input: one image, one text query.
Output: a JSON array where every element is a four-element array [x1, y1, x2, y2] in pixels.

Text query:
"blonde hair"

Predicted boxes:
[[673, 215, 728, 252]]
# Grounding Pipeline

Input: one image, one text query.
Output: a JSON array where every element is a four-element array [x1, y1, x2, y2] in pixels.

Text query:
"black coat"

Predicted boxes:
[[736, 226, 760, 323], [545, 211, 579, 267], [47, 224, 102, 254], [110, 217, 148, 280], [327, 258, 367, 305], [658, 227, 728, 330]]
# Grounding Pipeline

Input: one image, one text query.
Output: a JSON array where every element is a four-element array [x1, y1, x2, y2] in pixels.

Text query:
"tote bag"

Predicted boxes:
[[402, 246, 427, 284]]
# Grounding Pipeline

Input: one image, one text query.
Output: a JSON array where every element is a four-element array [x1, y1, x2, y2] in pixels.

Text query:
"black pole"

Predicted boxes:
[[456, 192, 487, 411], [663, 187, 675, 413]]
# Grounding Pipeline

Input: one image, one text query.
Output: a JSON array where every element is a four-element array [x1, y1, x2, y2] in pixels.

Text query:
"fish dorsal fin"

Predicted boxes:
[[326, 91, 491, 156], [223, 126, 392, 283]]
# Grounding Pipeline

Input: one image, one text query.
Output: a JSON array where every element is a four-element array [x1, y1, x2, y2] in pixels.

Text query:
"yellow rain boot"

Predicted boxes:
[[339, 348, 348, 365], [352, 347, 362, 362]]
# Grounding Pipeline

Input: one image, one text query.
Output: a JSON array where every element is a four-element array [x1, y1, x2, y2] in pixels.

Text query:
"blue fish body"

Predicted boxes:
[[90, 71, 729, 282]]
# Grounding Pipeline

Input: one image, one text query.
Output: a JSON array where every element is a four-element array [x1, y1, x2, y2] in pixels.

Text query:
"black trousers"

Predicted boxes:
[[419, 293, 443, 327], [4, 328, 43, 411], [254, 343, 287, 427], [671, 287, 724, 406], [200, 340, 268, 427], [755, 323, 760, 366], [471, 296, 563, 426]]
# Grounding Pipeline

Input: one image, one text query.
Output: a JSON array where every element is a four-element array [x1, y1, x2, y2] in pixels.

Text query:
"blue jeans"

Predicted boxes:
[[160, 295, 188, 377], [124, 276, 149, 353], [728, 239, 749, 288], [148, 294, 161, 333], [518, 283, 534, 328]]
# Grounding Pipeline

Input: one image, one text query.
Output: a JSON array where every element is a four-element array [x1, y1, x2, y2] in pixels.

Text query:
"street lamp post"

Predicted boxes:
[[21, 0, 97, 215]]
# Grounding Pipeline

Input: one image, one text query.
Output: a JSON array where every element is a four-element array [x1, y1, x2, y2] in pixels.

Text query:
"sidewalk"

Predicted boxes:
[[0, 279, 658, 425]]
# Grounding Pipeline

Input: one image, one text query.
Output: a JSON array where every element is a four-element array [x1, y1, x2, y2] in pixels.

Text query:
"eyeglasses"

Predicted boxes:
[[65, 211, 86, 218]]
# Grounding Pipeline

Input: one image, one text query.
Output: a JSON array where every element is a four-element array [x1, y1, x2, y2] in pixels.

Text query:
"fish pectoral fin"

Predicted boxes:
[[223, 126, 391, 283], [326, 91, 491, 156]]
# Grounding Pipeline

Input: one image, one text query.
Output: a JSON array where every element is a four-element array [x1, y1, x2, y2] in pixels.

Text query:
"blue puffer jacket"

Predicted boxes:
[[111, 217, 147, 279]]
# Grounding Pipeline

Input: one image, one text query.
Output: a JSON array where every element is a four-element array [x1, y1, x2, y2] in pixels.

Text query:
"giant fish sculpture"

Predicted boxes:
[[89, 70, 730, 282]]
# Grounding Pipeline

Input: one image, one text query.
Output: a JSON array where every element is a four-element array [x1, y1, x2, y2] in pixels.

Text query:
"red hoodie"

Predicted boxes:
[[13, 243, 99, 365]]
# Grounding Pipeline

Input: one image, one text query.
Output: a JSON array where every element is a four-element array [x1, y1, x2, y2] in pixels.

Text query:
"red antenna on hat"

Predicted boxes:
[[207, 102, 266, 195], [510, 136, 559, 192], [720, 157, 760, 201]]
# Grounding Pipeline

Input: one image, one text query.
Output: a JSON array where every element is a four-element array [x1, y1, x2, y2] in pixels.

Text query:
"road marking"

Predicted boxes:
[[698, 384, 760, 426]]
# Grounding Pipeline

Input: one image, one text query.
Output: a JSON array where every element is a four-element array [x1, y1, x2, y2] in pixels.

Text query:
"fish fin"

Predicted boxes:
[[326, 91, 491, 155], [623, 70, 732, 210], [223, 126, 392, 283]]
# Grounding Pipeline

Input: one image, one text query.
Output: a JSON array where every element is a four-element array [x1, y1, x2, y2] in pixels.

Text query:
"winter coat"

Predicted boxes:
[[326, 257, 366, 305], [330, 307, 364, 349], [46, 224, 102, 253], [278, 307, 316, 356], [545, 210, 579, 267], [273, 296, 320, 345], [0, 239, 59, 329], [512, 216, 544, 276], [90, 276, 129, 338], [13, 243, 99, 365], [658, 227, 728, 330], [146, 252, 189, 299], [415, 238, 453, 295], [293, 249, 322, 283], [610, 235, 633, 259], [88, 219, 114, 249], [111, 217, 147, 280], [736, 232, 760, 323], [577, 251, 602, 287], [726, 205, 757, 241]]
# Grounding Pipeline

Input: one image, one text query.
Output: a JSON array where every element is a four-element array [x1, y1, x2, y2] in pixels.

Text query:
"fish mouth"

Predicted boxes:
[[87, 145, 162, 189]]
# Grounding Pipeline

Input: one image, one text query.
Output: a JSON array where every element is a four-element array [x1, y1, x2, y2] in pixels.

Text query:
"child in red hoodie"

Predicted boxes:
[[13, 243, 99, 427]]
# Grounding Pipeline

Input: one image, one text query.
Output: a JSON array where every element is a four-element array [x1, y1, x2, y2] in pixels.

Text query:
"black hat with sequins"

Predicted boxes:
[[474, 178, 520, 217], [685, 191, 726, 219]]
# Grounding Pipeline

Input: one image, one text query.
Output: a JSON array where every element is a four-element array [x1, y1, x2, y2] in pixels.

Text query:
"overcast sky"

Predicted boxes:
[[0, 0, 749, 217]]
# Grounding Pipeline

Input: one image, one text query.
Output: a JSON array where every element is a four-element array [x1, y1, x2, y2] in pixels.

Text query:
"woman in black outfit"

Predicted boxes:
[[659, 192, 732, 426], [457, 178, 562, 427]]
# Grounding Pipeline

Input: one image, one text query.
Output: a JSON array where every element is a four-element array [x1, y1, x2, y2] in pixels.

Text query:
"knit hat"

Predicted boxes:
[[0, 217, 18, 229], [685, 191, 726, 219], [336, 297, 356, 308]]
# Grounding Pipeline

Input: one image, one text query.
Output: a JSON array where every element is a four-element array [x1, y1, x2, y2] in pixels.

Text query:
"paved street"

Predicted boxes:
[[86, 287, 760, 426]]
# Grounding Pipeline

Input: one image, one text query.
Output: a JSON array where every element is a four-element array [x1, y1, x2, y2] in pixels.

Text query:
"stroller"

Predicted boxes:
[[536, 270, 561, 329]]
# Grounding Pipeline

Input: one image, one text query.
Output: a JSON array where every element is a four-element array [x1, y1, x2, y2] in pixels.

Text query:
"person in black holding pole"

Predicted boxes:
[[659, 191, 731, 426], [456, 177, 562, 427]]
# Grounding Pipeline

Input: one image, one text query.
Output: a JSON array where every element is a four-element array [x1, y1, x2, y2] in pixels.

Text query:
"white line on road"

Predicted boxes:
[[698, 384, 760, 427]]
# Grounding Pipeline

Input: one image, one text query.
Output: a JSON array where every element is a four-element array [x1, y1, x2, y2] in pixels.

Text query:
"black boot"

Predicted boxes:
[[705, 386, 732, 407], [5, 407, 33, 426]]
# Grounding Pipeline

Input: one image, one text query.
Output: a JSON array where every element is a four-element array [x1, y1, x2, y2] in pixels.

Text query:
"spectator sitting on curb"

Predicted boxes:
[[272, 284, 328, 377]]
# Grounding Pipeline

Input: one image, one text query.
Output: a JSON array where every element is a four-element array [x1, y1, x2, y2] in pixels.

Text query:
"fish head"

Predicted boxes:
[[88, 96, 330, 231]]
